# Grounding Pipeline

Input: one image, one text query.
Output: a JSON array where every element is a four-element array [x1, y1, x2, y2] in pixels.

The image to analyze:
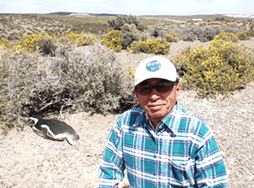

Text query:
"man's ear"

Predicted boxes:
[[133, 89, 138, 97], [175, 83, 181, 101], [133, 89, 141, 105]]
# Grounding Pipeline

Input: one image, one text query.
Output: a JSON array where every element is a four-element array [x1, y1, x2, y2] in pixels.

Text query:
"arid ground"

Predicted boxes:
[[0, 39, 254, 187]]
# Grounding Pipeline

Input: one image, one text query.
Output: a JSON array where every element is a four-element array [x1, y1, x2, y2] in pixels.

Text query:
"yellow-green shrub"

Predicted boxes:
[[174, 39, 254, 97], [65, 31, 84, 47], [164, 32, 182, 42], [130, 39, 171, 55], [101, 30, 123, 52], [20, 33, 55, 52], [127, 65, 136, 79], [214, 32, 239, 42], [0, 38, 10, 48], [236, 31, 252, 40]]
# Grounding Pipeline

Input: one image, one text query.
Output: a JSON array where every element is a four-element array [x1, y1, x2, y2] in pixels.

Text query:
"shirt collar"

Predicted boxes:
[[144, 102, 181, 135]]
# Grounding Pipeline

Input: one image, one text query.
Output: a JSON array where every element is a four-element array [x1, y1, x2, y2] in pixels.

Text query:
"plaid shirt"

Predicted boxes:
[[99, 103, 228, 187]]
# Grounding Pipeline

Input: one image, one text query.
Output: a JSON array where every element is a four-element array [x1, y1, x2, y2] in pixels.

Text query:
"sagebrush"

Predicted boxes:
[[0, 41, 136, 133]]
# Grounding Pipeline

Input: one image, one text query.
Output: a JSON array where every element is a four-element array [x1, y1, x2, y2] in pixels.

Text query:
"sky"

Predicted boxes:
[[0, 0, 253, 16]]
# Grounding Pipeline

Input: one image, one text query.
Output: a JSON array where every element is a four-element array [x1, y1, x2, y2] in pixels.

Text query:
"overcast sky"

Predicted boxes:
[[0, 0, 253, 16]]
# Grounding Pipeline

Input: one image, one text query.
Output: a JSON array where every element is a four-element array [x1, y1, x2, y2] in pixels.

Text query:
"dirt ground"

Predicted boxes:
[[0, 39, 254, 188]]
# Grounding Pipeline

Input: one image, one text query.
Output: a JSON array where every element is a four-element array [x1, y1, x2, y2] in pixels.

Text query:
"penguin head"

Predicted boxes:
[[29, 117, 39, 127]]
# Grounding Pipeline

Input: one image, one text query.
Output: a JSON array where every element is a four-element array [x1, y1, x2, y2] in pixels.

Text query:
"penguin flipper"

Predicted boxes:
[[41, 124, 66, 141]]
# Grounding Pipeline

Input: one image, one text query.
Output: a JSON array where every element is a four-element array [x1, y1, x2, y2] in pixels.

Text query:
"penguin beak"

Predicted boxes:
[[28, 119, 34, 127], [29, 117, 39, 126]]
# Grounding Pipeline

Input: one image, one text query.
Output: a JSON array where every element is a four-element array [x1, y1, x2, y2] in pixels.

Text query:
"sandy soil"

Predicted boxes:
[[0, 39, 254, 188]]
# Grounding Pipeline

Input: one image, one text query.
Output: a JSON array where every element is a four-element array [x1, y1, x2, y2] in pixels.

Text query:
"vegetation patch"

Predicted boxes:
[[174, 37, 254, 97], [1, 14, 254, 134], [0, 41, 136, 134], [130, 39, 171, 55]]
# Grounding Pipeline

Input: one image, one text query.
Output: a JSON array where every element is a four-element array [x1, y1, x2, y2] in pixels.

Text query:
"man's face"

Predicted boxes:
[[134, 78, 181, 126]]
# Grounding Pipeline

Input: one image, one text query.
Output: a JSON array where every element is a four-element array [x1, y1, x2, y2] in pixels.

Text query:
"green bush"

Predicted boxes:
[[181, 25, 201, 41], [197, 27, 219, 42], [120, 24, 139, 49], [148, 25, 166, 38], [39, 38, 56, 56], [108, 15, 144, 31], [174, 39, 254, 97], [130, 39, 171, 55], [220, 24, 242, 34], [182, 32, 195, 42]]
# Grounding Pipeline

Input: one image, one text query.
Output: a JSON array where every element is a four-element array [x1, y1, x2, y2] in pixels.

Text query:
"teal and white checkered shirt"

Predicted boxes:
[[99, 103, 228, 187]]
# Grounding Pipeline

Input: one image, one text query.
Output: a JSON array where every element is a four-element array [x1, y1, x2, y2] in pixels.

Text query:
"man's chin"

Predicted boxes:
[[148, 111, 166, 120]]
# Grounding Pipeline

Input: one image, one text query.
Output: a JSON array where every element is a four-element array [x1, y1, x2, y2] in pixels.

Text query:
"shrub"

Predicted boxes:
[[101, 30, 123, 51], [235, 31, 252, 40], [0, 42, 136, 133], [164, 32, 182, 42], [220, 24, 242, 34], [83, 34, 99, 46], [65, 31, 84, 47], [127, 65, 136, 79], [120, 24, 139, 49], [108, 15, 144, 31], [39, 38, 56, 56], [180, 24, 200, 41], [214, 32, 239, 42], [20, 34, 40, 51], [214, 16, 226, 22], [250, 24, 254, 36], [197, 27, 219, 42], [130, 39, 171, 55], [182, 32, 196, 42], [148, 25, 166, 38], [174, 39, 254, 97], [0, 48, 41, 132], [0, 38, 10, 48], [20, 33, 57, 56]]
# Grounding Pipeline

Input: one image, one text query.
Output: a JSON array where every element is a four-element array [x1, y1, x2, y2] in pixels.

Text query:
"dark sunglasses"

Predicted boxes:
[[135, 79, 175, 95]]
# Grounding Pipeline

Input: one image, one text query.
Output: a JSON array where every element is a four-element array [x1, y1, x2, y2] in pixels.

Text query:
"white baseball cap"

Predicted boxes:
[[134, 56, 178, 86]]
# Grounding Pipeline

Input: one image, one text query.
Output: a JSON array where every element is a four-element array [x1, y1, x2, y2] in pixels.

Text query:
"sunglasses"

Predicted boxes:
[[135, 79, 175, 95]]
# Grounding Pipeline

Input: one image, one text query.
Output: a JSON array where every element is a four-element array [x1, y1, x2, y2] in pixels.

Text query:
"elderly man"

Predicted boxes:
[[99, 56, 228, 187]]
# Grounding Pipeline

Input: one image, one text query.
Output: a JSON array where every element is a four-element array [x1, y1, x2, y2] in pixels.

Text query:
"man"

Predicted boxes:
[[99, 56, 228, 187]]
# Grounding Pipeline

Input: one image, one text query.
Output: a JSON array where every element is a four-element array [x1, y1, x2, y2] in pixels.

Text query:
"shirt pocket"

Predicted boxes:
[[163, 157, 195, 186]]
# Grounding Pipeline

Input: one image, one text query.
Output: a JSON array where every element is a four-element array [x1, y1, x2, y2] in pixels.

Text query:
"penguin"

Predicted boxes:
[[29, 117, 80, 146]]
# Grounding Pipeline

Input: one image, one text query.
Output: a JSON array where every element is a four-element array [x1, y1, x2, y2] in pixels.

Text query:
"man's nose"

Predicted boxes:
[[149, 88, 160, 100]]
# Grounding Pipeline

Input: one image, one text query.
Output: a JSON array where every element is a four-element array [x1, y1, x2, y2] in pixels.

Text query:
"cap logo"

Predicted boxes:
[[146, 60, 161, 72]]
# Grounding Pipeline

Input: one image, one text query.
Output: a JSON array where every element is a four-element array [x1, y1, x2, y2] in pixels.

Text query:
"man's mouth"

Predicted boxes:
[[147, 102, 165, 110]]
